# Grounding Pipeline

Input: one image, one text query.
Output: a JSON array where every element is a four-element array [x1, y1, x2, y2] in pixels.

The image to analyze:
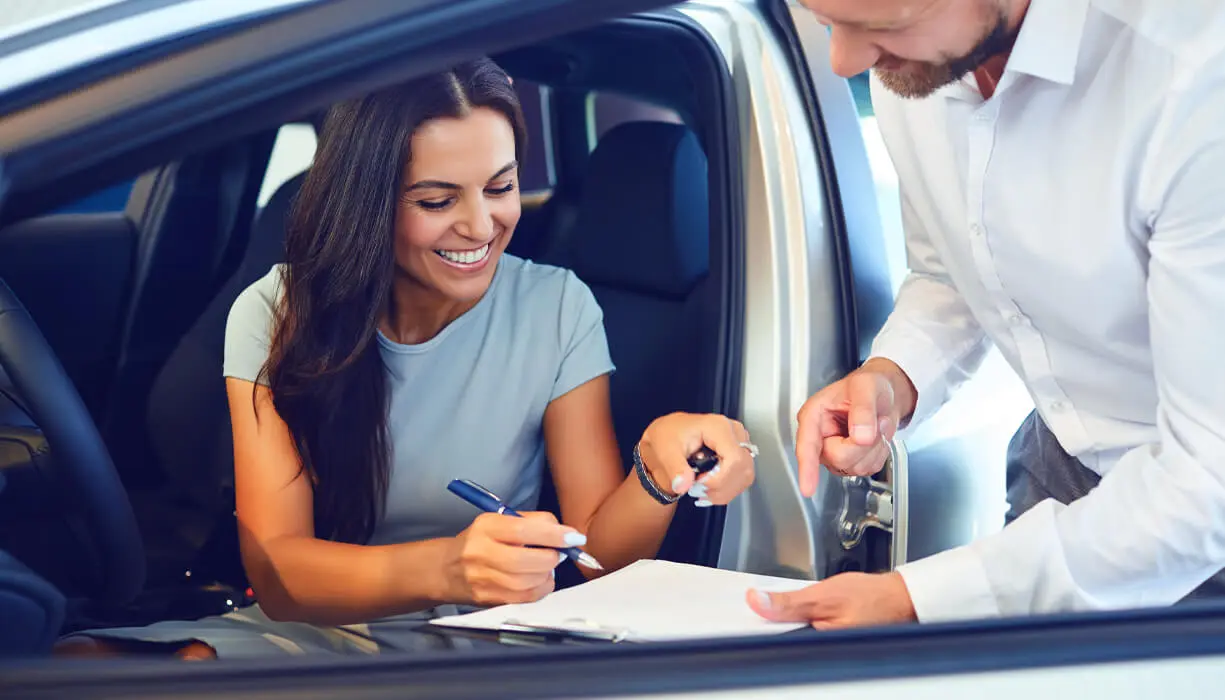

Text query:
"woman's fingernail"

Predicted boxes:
[[851, 425, 874, 443], [753, 589, 772, 610], [563, 532, 587, 547], [557, 551, 567, 564], [671, 475, 686, 493], [699, 465, 721, 484], [695, 499, 713, 508], [688, 483, 707, 498]]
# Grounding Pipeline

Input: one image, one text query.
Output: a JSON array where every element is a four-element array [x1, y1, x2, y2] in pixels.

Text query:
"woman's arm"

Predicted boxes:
[[544, 376, 754, 576], [230, 378, 571, 625], [229, 377, 452, 624], [543, 376, 674, 573]]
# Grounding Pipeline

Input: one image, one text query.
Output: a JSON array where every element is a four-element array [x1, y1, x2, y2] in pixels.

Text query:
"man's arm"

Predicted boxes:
[[867, 73, 991, 428], [898, 86, 1225, 621], [868, 188, 992, 428]]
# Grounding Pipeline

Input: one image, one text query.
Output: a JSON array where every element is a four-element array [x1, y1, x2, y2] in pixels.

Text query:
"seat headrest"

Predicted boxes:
[[246, 171, 306, 273], [567, 122, 709, 299]]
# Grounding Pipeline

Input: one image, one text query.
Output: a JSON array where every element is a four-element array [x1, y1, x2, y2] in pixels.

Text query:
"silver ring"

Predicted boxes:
[[738, 441, 759, 458]]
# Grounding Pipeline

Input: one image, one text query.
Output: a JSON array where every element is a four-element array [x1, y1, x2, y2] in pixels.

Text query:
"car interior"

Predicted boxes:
[[0, 14, 744, 654]]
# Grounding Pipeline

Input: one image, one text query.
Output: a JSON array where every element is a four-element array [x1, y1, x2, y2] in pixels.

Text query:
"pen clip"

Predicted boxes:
[[454, 478, 502, 501]]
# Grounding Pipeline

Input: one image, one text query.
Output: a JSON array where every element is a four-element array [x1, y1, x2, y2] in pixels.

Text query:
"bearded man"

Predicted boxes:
[[747, 0, 1225, 628]]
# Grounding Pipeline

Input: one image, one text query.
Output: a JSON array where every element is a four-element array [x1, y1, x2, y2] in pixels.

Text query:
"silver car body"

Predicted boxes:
[[0, 0, 1214, 696]]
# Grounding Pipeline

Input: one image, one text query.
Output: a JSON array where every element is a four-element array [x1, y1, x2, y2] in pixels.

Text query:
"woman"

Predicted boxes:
[[58, 57, 755, 659]]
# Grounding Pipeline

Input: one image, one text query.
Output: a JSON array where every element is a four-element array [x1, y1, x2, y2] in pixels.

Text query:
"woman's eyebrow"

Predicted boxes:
[[405, 161, 518, 192], [405, 179, 459, 192], [487, 160, 518, 181]]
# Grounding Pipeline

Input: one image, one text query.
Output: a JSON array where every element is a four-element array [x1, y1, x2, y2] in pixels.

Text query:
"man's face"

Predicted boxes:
[[799, 0, 1020, 99]]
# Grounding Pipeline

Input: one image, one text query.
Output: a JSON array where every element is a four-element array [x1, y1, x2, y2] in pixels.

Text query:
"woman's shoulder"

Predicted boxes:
[[229, 264, 285, 323], [496, 254, 595, 310], [223, 265, 285, 382], [492, 255, 605, 359]]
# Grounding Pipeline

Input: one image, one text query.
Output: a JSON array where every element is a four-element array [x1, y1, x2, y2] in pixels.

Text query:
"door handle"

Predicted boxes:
[[833, 437, 907, 564]]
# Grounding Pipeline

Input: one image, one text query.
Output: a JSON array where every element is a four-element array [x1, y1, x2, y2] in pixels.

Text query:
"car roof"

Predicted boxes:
[[0, 0, 323, 95]]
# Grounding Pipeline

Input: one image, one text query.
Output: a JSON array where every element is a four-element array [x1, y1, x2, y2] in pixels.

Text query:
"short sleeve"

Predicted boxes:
[[222, 270, 281, 385], [550, 271, 616, 401]]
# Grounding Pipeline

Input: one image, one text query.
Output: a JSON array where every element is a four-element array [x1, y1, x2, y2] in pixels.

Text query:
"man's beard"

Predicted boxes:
[[874, 10, 1019, 99]]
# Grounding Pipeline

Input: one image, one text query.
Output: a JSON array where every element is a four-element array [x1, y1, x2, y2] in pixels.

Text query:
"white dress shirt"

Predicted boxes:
[[868, 0, 1225, 621]]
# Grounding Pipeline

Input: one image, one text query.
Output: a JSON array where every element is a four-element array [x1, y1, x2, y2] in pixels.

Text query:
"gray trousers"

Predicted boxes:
[[1005, 410, 1225, 601]]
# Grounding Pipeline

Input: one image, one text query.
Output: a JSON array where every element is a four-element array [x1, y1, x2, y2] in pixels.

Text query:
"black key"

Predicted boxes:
[[687, 446, 720, 474]]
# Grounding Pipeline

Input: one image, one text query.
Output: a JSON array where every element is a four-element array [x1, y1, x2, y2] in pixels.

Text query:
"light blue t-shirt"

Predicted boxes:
[[223, 254, 616, 546]]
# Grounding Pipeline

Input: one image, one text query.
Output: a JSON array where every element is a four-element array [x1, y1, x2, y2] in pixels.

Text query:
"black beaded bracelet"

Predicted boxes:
[[633, 442, 679, 505]]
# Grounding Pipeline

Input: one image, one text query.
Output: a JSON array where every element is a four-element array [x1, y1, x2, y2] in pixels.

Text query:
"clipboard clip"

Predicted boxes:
[[499, 618, 631, 643]]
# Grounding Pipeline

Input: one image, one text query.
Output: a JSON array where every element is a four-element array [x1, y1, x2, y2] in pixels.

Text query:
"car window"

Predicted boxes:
[[515, 79, 554, 194], [54, 178, 134, 213], [258, 122, 317, 208], [588, 90, 682, 149]]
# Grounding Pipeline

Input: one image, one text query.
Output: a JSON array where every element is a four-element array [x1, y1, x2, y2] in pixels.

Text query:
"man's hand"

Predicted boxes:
[[795, 358, 917, 497], [746, 572, 917, 629]]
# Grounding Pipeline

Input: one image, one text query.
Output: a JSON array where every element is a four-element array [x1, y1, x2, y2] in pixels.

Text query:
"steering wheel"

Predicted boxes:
[[0, 276, 144, 604]]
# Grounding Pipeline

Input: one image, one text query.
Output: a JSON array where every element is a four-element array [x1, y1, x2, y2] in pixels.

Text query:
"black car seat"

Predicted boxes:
[[101, 135, 276, 484], [537, 121, 721, 565], [138, 171, 307, 587]]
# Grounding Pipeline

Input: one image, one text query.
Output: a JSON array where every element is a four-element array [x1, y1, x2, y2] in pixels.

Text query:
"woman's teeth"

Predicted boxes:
[[435, 243, 490, 265]]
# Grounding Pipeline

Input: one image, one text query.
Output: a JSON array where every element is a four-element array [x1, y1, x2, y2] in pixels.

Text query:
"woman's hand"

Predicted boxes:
[[637, 413, 756, 507], [444, 511, 585, 606]]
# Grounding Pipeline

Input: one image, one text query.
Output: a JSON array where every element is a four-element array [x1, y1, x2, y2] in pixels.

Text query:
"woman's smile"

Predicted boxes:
[[434, 240, 493, 271]]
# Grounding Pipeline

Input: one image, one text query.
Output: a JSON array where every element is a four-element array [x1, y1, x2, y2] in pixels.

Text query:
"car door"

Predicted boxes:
[[763, 0, 1038, 572], [659, 0, 902, 582]]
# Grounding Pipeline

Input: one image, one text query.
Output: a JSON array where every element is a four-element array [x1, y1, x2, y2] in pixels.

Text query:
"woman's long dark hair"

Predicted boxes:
[[262, 58, 527, 544]]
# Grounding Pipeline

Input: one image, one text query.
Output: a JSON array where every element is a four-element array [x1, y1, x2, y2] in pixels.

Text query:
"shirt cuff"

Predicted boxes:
[[897, 545, 1001, 623], [868, 329, 951, 429]]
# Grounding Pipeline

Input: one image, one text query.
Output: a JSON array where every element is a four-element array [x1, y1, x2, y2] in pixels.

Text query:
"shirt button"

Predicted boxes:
[[1050, 401, 1066, 413], [970, 223, 982, 236], [974, 112, 993, 122], [1008, 313, 1025, 326]]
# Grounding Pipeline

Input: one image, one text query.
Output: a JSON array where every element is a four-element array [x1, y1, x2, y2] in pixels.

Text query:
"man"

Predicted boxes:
[[747, 0, 1225, 628]]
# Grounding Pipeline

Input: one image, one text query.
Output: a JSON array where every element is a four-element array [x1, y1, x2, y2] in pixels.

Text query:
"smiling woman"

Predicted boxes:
[[53, 56, 758, 660]]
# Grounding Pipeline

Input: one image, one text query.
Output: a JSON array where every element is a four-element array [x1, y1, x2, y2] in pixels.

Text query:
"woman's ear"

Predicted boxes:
[[508, 75, 514, 86]]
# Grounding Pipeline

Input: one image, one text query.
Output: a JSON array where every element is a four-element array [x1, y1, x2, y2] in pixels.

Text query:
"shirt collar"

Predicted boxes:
[[1002, 0, 1092, 86], [936, 0, 1091, 101]]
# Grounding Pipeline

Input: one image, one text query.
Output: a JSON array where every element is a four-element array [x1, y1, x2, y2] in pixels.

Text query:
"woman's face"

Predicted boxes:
[[394, 106, 520, 304]]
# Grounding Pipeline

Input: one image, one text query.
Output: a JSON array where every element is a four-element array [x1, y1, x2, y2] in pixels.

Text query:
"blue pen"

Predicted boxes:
[[448, 478, 604, 570]]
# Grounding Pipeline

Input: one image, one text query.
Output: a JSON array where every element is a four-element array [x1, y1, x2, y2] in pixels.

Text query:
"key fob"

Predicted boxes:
[[687, 446, 720, 475]]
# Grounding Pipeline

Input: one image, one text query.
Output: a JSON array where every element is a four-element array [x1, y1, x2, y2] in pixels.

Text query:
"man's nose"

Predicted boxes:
[[828, 27, 880, 78]]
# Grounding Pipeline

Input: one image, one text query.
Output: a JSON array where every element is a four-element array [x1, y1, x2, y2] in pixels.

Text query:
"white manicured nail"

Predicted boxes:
[[695, 499, 713, 508], [753, 589, 771, 609], [671, 475, 685, 492], [563, 532, 587, 547], [688, 483, 707, 498]]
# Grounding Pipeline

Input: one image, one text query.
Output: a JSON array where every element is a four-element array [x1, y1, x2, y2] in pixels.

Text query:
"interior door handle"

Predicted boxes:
[[833, 438, 908, 567], [835, 474, 893, 549]]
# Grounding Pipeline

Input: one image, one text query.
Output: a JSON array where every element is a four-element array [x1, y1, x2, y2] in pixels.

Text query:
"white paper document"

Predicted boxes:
[[429, 559, 813, 642]]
